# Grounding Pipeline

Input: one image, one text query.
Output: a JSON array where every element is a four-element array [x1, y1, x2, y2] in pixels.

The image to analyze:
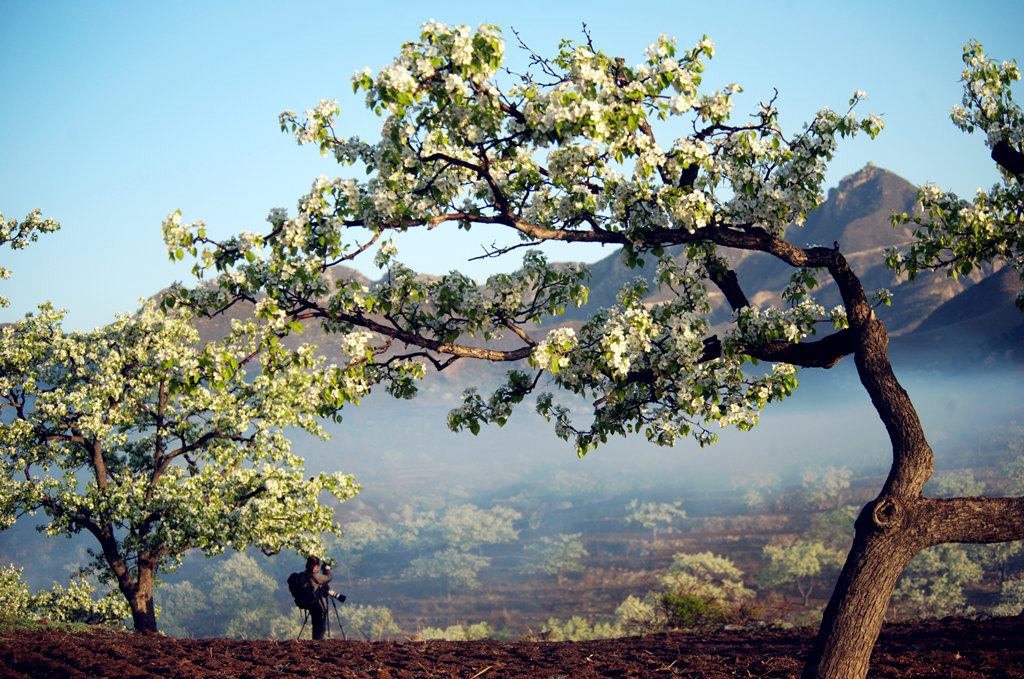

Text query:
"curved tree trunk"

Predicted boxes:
[[803, 502, 922, 678], [801, 312, 1024, 678]]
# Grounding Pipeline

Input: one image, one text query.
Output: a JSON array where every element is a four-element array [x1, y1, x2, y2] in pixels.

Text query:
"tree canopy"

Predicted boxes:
[[164, 22, 883, 455], [0, 301, 360, 632], [157, 24, 1022, 679]]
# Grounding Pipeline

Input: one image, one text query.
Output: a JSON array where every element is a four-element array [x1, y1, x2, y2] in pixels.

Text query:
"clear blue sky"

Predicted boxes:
[[2, 0, 1021, 330]]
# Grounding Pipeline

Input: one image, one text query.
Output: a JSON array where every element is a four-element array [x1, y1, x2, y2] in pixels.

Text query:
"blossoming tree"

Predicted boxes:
[[0, 301, 361, 633], [163, 24, 1023, 678]]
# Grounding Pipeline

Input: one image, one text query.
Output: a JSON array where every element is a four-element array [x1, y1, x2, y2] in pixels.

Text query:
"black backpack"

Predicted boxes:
[[287, 571, 318, 609]]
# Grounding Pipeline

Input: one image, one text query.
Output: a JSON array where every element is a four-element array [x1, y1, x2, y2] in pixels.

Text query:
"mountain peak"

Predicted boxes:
[[804, 164, 919, 253], [824, 164, 912, 209], [838, 162, 884, 189]]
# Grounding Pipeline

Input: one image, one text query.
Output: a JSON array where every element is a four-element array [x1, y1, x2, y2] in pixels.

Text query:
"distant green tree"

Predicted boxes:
[[519, 533, 588, 585], [926, 470, 986, 498], [731, 472, 781, 510], [973, 542, 1024, 585], [388, 502, 522, 595], [892, 544, 983, 619], [421, 620, 496, 641], [1003, 451, 1024, 496], [336, 603, 401, 641], [759, 540, 845, 607], [325, 517, 399, 583], [436, 504, 521, 551], [396, 502, 521, 552], [540, 615, 617, 641], [991, 578, 1024, 616], [403, 547, 491, 597], [807, 506, 859, 552], [209, 553, 294, 639], [626, 499, 687, 541], [660, 552, 754, 603], [801, 465, 852, 510], [613, 594, 657, 636], [655, 552, 755, 629], [157, 552, 295, 639], [156, 581, 206, 637]]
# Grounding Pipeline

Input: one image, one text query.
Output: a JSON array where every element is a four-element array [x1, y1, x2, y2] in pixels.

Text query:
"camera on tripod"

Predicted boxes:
[[320, 559, 346, 602]]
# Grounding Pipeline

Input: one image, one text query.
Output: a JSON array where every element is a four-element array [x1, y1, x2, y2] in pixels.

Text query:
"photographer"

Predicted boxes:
[[299, 555, 346, 640]]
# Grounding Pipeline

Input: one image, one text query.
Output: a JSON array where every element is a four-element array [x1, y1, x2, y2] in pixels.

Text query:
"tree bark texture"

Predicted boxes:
[[123, 566, 158, 634]]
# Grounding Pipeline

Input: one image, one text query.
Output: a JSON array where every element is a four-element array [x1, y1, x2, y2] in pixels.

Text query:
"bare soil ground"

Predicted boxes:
[[1, 617, 1021, 678]]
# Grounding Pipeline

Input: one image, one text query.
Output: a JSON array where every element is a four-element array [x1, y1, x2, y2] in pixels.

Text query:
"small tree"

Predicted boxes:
[[540, 615, 617, 641], [891, 543, 983, 619], [394, 502, 520, 552], [991, 578, 1024, 616], [732, 472, 781, 511], [0, 301, 360, 633], [925, 470, 986, 498], [336, 603, 401, 641], [519, 532, 588, 585], [759, 539, 845, 607], [658, 551, 755, 627], [403, 547, 491, 596], [625, 499, 687, 541], [614, 594, 657, 636], [324, 517, 399, 583], [801, 465, 853, 511], [158, 552, 296, 639], [421, 620, 496, 640], [807, 506, 859, 552]]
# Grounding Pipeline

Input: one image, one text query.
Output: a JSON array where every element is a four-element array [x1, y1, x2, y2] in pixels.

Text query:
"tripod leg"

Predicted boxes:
[[331, 597, 347, 641], [296, 609, 309, 640]]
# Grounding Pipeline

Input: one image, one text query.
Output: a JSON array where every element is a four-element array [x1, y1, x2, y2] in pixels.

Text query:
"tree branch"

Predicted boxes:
[[991, 140, 1024, 179], [915, 495, 1024, 546]]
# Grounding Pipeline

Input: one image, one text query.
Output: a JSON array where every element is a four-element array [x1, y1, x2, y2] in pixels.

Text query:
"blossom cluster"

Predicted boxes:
[[1, 209, 61, 307]]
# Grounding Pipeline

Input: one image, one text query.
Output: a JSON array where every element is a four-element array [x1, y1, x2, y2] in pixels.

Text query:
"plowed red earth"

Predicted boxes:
[[1, 617, 1021, 678]]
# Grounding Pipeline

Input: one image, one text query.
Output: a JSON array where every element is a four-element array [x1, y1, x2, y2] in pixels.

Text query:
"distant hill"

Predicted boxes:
[[891, 266, 1024, 367]]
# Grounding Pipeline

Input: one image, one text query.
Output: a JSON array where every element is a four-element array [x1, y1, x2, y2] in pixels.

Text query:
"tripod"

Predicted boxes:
[[327, 596, 346, 640], [295, 596, 346, 640]]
